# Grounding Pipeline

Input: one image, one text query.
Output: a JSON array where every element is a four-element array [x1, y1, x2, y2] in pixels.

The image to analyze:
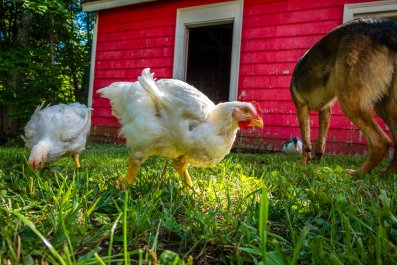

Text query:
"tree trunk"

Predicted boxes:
[[0, 105, 17, 137], [49, 15, 56, 64], [5, 12, 33, 136], [9, 11, 33, 96]]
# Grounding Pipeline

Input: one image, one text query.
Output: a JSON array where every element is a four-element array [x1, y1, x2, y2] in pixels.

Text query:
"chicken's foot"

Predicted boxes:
[[173, 157, 194, 193], [72, 154, 81, 168], [125, 157, 142, 184], [116, 156, 142, 191]]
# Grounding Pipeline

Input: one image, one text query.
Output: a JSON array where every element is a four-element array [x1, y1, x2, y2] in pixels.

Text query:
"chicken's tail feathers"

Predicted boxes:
[[32, 101, 46, 115], [97, 82, 130, 119], [138, 68, 170, 112], [97, 83, 121, 99]]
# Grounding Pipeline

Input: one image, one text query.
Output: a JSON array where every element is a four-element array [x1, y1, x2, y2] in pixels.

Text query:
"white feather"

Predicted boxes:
[[98, 68, 261, 167], [23, 103, 92, 166]]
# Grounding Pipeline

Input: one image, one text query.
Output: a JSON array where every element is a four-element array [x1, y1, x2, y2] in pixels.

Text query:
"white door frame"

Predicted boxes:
[[344, 0, 397, 23], [173, 1, 243, 101], [88, 14, 99, 108]]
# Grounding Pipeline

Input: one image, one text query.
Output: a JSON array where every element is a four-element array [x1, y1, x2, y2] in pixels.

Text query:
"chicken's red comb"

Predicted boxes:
[[251, 101, 263, 114]]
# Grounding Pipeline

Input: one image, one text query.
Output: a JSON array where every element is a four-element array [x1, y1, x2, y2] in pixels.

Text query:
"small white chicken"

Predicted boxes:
[[23, 102, 91, 170], [281, 137, 303, 155], [98, 68, 263, 191]]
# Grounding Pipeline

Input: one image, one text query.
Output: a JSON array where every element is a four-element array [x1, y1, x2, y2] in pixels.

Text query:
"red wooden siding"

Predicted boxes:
[[236, 0, 384, 153], [91, 0, 386, 154], [91, 0, 231, 141]]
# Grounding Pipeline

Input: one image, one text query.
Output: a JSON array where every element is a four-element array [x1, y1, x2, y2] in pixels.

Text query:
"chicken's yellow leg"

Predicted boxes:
[[125, 156, 141, 185], [173, 157, 193, 192], [72, 154, 81, 168]]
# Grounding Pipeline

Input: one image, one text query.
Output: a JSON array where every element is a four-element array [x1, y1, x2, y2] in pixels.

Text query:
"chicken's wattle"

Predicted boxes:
[[238, 121, 253, 130]]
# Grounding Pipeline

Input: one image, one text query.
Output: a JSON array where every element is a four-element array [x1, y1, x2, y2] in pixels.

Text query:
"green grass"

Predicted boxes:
[[0, 143, 396, 264]]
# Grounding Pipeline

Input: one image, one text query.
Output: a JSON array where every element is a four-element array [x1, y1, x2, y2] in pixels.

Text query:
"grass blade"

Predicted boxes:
[[259, 186, 269, 265], [123, 192, 130, 265], [11, 211, 66, 265], [152, 219, 162, 252], [95, 252, 107, 265], [108, 212, 123, 265], [290, 227, 309, 265], [376, 223, 383, 265]]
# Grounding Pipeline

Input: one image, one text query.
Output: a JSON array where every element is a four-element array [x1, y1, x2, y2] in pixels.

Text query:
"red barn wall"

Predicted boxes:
[[91, 0, 386, 155], [92, 0, 229, 142], [236, 0, 383, 154]]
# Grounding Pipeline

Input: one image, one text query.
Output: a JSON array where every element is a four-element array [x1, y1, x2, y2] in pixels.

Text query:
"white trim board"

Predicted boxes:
[[344, 0, 397, 23], [173, 1, 243, 101], [87, 14, 98, 108], [82, 0, 158, 12]]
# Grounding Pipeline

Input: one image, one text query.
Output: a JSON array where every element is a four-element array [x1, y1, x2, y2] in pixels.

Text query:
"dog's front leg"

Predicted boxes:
[[296, 104, 312, 164]]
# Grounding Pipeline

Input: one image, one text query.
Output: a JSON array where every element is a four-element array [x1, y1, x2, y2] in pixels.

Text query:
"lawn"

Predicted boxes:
[[0, 142, 396, 264]]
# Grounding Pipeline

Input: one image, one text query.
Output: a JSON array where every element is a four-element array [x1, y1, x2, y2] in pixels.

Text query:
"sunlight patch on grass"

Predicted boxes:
[[0, 146, 396, 264]]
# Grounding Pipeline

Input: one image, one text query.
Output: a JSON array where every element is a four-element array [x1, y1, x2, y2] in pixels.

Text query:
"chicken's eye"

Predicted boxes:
[[243, 108, 249, 114]]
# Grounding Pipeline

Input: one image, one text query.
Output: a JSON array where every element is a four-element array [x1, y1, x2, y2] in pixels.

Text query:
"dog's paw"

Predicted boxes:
[[314, 152, 324, 161], [301, 153, 311, 165]]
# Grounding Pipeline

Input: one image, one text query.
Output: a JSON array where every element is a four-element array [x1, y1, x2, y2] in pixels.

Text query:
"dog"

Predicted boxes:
[[290, 17, 397, 174]]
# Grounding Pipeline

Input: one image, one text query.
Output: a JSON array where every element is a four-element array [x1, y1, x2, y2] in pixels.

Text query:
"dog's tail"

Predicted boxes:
[[350, 17, 397, 52]]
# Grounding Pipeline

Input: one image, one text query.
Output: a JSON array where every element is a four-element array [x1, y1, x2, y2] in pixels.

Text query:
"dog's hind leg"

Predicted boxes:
[[375, 98, 397, 173], [334, 40, 392, 174], [296, 103, 312, 164], [315, 106, 331, 160], [339, 101, 391, 174]]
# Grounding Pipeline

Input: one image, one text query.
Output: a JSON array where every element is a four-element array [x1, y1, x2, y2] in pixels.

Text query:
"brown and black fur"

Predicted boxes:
[[290, 17, 397, 174]]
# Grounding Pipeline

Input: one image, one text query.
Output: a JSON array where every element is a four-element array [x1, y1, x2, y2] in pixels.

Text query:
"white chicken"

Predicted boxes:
[[23, 102, 91, 170], [281, 137, 303, 155], [98, 68, 263, 191]]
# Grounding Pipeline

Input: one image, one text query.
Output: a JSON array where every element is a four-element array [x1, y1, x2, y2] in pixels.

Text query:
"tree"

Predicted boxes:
[[0, 0, 94, 136]]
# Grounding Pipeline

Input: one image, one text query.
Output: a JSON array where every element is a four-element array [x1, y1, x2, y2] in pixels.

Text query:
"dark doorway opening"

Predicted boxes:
[[185, 23, 233, 104]]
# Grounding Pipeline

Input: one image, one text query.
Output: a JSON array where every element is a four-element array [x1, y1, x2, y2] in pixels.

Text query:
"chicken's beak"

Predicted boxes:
[[29, 159, 44, 170], [248, 115, 264, 128], [29, 159, 36, 169]]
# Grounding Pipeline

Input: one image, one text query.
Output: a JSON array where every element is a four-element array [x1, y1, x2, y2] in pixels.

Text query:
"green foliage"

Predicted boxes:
[[0, 146, 396, 264], [0, 0, 94, 129]]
